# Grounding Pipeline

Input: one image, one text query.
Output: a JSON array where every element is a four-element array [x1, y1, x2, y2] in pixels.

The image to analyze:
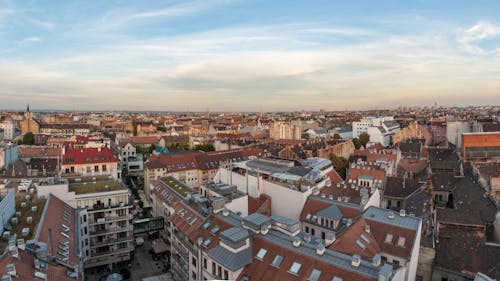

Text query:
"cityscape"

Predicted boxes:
[[0, 1, 499, 281]]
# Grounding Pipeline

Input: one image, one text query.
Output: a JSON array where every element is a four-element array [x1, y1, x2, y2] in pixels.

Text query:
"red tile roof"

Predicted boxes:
[[38, 194, 79, 269], [238, 236, 375, 281], [329, 217, 380, 259], [0, 251, 77, 281], [326, 170, 343, 184], [63, 147, 117, 165]]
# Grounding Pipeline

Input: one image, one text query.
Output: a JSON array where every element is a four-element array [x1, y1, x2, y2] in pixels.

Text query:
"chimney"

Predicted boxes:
[[351, 254, 361, 267], [316, 242, 325, 255], [399, 209, 406, 217], [292, 237, 301, 247], [6, 263, 16, 277], [372, 254, 381, 267], [365, 224, 371, 233], [325, 232, 336, 246], [304, 233, 312, 243]]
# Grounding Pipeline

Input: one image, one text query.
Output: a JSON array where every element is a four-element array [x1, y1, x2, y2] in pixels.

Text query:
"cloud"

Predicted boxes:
[[458, 21, 500, 54], [29, 19, 55, 29]]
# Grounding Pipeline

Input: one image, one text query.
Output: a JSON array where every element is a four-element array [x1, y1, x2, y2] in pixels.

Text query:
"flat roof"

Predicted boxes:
[[69, 180, 125, 194], [159, 176, 194, 198]]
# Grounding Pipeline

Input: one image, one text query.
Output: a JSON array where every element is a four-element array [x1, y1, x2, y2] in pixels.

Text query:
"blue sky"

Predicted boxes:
[[0, 0, 499, 111]]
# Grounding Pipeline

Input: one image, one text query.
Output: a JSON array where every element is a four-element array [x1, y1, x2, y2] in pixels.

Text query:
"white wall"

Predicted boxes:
[[406, 218, 422, 281], [36, 183, 77, 207], [225, 195, 248, 217], [363, 188, 381, 210]]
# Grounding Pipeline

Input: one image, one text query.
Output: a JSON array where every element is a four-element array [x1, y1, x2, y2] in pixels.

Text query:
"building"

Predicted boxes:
[[144, 148, 265, 201], [0, 143, 19, 170], [269, 121, 301, 140], [0, 189, 15, 234], [20, 105, 40, 134], [367, 120, 401, 147], [116, 141, 143, 174], [446, 120, 473, 148], [0, 119, 17, 140], [150, 176, 420, 281], [393, 122, 423, 144], [61, 147, 119, 179], [39, 123, 92, 136], [461, 132, 500, 162], [214, 157, 333, 220], [36, 176, 134, 271], [352, 116, 395, 138], [429, 118, 447, 147]]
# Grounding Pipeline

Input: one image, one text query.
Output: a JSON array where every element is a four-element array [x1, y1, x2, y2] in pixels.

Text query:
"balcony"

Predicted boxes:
[[171, 262, 188, 281], [89, 214, 133, 225], [89, 225, 133, 236], [84, 251, 131, 268], [87, 203, 133, 212], [90, 245, 134, 258], [90, 235, 134, 248]]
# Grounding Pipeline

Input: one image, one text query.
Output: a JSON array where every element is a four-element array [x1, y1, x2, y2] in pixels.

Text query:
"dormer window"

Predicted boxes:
[[256, 248, 267, 260], [309, 269, 322, 281], [271, 255, 283, 268], [397, 236, 406, 247]]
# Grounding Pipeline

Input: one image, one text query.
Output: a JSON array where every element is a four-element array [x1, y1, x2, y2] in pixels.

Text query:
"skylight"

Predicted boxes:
[[202, 238, 212, 247], [271, 255, 283, 268], [210, 225, 220, 234], [306, 213, 311, 220], [355, 240, 366, 250], [256, 248, 267, 260], [309, 269, 322, 281], [360, 234, 370, 244], [202, 221, 212, 229], [384, 233, 393, 244], [397, 236, 406, 247], [289, 262, 301, 275]]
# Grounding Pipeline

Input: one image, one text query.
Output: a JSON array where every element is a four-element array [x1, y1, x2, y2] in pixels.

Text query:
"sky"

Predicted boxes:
[[0, 0, 499, 111]]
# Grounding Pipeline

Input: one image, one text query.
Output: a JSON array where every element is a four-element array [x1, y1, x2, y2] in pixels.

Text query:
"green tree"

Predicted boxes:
[[193, 143, 215, 152], [148, 144, 157, 154], [329, 154, 348, 179], [352, 138, 362, 149], [333, 133, 341, 140], [22, 132, 35, 145], [359, 132, 370, 148], [133, 125, 138, 136]]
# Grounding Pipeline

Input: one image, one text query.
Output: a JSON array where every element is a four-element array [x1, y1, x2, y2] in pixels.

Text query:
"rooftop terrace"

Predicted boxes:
[[69, 179, 125, 195]]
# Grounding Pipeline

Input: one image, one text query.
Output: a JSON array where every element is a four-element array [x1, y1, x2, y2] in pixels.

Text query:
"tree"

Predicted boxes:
[[133, 125, 138, 136], [329, 154, 348, 179], [352, 138, 362, 149], [22, 132, 35, 145], [193, 143, 215, 152], [333, 133, 341, 140], [148, 144, 157, 154], [359, 132, 370, 148]]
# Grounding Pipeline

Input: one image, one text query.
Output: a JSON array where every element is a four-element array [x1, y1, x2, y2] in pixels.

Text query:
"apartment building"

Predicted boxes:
[[353, 116, 395, 138], [36, 176, 134, 271], [269, 121, 301, 140], [150, 176, 422, 281], [0, 119, 17, 140], [61, 147, 119, 179]]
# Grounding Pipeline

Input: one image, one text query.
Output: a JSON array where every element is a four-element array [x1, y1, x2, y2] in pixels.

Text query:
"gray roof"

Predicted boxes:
[[220, 227, 249, 243], [246, 159, 291, 174], [208, 245, 252, 271], [244, 213, 272, 226], [317, 205, 343, 221], [362, 206, 421, 230], [271, 215, 299, 226]]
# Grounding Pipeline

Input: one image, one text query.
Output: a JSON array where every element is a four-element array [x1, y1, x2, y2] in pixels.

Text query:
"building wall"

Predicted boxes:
[[0, 143, 19, 169], [447, 121, 472, 148], [462, 132, 500, 162], [406, 217, 422, 281], [61, 162, 118, 180], [0, 120, 16, 140], [317, 141, 355, 159], [0, 189, 16, 234]]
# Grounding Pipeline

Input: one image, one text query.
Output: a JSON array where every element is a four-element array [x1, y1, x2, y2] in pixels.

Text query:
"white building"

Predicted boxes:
[[0, 142, 19, 169], [214, 157, 333, 220], [367, 120, 401, 147], [0, 119, 17, 140], [352, 116, 396, 138]]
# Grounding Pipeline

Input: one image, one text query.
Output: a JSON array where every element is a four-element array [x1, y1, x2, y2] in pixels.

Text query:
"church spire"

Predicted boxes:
[[27, 104, 30, 113]]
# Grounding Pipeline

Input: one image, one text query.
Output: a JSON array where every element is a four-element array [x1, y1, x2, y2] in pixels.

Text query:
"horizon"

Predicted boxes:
[[1, 1, 500, 111]]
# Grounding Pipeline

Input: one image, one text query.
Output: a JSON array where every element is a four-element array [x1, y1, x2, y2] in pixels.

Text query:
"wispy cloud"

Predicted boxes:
[[29, 18, 55, 29], [458, 21, 500, 54]]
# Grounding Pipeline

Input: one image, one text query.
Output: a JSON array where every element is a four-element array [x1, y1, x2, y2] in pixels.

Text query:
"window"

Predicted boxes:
[[387, 200, 392, 207], [212, 262, 216, 275], [393, 260, 400, 269], [311, 228, 315, 236], [192, 257, 197, 267], [397, 236, 406, 247], [289, 262, 301, 275], [309, 269, 322, 281], [94, 165, 99, 172], [384, 233, 393, 244], [224, 270, 228, 280], [102, 165, 107, 172], [203, 258, 207, 269], [256, 248, 267, 260], [271, 255, 283, 268], [70, 166, 75, 173], [305, 226, 309, 233], [321, 232, 325, 240], [86, 166, 91, 173]]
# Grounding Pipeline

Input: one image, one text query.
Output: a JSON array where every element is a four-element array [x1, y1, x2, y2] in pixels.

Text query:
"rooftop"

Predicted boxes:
[[158, 176, 194, 198], [69, 179, 125, 195]]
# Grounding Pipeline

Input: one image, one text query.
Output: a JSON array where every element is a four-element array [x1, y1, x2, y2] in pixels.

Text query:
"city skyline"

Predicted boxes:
[[1, 0, 499, 111]]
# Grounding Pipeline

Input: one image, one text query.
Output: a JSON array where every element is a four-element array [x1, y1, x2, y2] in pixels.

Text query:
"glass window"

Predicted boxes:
[[384, 233, 393, 244], [289, 262, 301, 275], [271, 255, 283, 268], [397, 236, 406, 247], [309, 269, 322, 281], [256, 248, 267, 260]]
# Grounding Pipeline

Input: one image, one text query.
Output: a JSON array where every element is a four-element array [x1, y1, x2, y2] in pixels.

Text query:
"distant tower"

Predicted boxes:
[[25, 104, 31, 132]]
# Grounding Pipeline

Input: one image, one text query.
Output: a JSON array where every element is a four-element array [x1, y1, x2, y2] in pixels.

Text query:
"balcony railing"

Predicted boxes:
[[90, 235, 134, 248], [90, 245, 134, 258], [89, 214, 133, 225], [89, 225, 133, 236]]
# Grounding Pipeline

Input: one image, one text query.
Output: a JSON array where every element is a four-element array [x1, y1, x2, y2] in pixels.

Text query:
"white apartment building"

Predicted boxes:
[[367, 120, 401, 147], [353, 116, 396, 138], [214, 157, 333, 220], [269, 121, 301, 140], [0, 119, 17, 140]]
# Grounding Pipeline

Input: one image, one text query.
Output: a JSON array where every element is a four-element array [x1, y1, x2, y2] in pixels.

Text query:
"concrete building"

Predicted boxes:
[[150, 176, 418, 281], [0, 189, 15, 234], [61, 147, 119, 180], [446, 120, 473, 148], [214, 157, 334, 220], [353, 116, 395, 138], [269, 121, 301, 140], [461, 132, 500, 162], [0, 143, 19, 170], [0, 119, 17, 140], [367, 120, 401, 147], [36, 176, 134, 270]]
